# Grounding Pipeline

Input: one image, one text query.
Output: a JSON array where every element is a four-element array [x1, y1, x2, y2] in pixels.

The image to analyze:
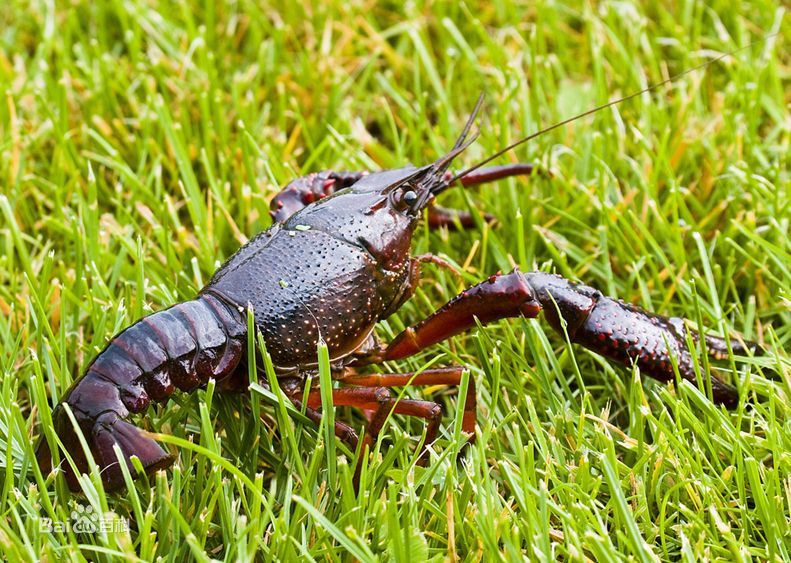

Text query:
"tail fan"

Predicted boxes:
[[37, 404, 174, 491]]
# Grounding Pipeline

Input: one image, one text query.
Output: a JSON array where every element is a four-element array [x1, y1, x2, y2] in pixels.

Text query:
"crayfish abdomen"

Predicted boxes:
[[36, 293, 246, 490]]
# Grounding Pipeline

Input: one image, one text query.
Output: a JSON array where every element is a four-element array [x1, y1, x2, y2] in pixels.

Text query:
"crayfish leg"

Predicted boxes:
[[376, 268, 749, 408], [298, 386, 443, 464], [382, 270, 541, 361], [288, 368, 475, 489], [523, 271, 745, 407], [337, 365, 476, 442], [289, 399, 361, 451], [426, 205, 496, 230], [428, 163, 537, 230], [703, 332, 760, 360], [269, 170, 367, 223]]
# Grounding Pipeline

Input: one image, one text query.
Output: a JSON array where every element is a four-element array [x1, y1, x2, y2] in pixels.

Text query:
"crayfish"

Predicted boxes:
[[37, 69, 759, 493]]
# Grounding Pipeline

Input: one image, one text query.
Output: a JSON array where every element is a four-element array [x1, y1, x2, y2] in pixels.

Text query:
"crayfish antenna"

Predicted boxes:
[[451, 93, 485, 150], [450, 33, 780, 185]]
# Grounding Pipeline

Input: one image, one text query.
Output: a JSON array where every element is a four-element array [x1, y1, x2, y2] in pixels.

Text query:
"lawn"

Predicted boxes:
[[0, 1, 789, 561]]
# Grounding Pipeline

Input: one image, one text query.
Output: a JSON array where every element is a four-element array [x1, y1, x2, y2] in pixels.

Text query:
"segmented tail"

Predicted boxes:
[[36, 293, 247, 491]]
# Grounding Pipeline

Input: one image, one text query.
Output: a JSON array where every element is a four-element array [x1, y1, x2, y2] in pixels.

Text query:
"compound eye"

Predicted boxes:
[[403, 190, 418, 206]]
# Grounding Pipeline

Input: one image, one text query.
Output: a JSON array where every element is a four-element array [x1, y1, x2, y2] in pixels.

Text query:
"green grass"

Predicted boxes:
[[1, 1, 789, 560]]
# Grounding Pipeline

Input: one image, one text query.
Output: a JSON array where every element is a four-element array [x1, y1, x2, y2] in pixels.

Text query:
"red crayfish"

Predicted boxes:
[[36, 65, 759, 493]]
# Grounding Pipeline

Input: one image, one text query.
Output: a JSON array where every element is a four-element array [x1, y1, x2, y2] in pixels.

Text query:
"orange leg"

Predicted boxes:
[[337, 366, 476, 445], [381, 271, 541, 361], [290, 397, 360, 451], [289, 366, 475, 470], [300, 386, 442, 461]]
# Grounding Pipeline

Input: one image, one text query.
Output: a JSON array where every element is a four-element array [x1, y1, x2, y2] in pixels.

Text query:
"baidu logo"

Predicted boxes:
[[70, 503, 100, 533], [39, 503, 129, 534]]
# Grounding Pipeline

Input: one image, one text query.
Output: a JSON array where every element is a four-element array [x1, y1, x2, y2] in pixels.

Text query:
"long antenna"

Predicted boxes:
[[450, 34, 779, 184], [451, 93, 484, 150]]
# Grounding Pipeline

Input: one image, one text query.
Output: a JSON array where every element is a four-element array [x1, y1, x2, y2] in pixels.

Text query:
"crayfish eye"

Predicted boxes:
[[403, 190, 418, 205]]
